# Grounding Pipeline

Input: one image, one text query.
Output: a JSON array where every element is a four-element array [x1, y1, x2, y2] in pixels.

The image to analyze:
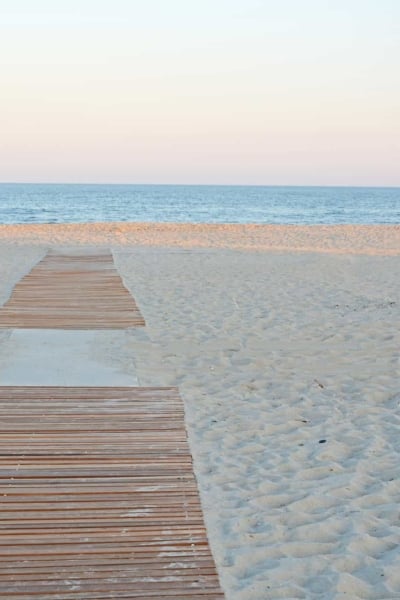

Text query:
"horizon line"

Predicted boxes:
[[1, 182, 399, 189]]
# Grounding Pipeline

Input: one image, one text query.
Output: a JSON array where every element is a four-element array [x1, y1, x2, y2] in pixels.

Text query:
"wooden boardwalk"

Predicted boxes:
[[0, 386, 224, 599], [0, 250, 145, 329]]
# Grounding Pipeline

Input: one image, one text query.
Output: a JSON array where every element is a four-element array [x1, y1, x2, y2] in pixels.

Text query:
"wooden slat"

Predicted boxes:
[[0, 251, 145, 329], [0, 387, 224, 598]]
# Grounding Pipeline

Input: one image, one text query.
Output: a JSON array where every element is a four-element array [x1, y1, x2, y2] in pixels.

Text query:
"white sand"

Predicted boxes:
[[0, 330, 138, 386], [0, 225, 399, 599]]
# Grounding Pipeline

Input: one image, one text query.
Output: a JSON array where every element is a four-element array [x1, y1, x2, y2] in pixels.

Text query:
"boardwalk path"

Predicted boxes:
[[0, 250, 145, 329], [0, 251, 224, 598]]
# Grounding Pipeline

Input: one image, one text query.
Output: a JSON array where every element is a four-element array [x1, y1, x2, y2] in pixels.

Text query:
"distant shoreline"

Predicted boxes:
[[0, 222, 399, 255]]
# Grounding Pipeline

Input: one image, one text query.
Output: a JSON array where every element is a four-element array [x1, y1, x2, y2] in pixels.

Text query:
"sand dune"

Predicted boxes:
[[0, 225, 399, 599]]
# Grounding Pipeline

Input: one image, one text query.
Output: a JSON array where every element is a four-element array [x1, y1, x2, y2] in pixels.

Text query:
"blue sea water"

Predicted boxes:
[[0, 184, 398, 225]]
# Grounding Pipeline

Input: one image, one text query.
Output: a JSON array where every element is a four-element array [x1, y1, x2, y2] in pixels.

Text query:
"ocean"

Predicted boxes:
[[0, 184, 398, 225]]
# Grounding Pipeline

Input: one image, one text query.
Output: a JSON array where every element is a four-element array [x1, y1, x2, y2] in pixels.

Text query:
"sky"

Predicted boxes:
[[0, 0, 399, 185]]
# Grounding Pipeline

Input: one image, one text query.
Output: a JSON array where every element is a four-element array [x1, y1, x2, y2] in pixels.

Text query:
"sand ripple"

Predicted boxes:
[[1, 229, 399, 599], [114, 247, 400, 599]]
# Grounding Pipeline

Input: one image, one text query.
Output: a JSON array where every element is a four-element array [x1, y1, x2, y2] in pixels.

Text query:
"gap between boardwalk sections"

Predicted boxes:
[[0, 249, 225, 599]]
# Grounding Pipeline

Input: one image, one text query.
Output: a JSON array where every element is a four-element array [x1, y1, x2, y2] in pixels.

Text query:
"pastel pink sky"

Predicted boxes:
[[1, 1, 399, 185]]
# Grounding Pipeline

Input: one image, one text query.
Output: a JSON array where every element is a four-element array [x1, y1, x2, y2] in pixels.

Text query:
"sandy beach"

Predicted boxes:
[[1, 224, 399, 599]]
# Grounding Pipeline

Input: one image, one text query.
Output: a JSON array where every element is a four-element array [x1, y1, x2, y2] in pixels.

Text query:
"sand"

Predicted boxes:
[[0, 222, 399, 255], [0, 329, 139, 386], [0, 224, 399, 599]]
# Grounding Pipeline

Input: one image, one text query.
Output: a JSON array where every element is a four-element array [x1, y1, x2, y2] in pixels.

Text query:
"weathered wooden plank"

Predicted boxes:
[[0, 387, 224, 597], [0, 251, 145, 329]]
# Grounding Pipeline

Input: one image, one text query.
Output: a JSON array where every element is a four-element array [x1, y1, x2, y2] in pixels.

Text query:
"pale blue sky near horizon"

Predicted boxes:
[[0, 1, 399, 185]]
